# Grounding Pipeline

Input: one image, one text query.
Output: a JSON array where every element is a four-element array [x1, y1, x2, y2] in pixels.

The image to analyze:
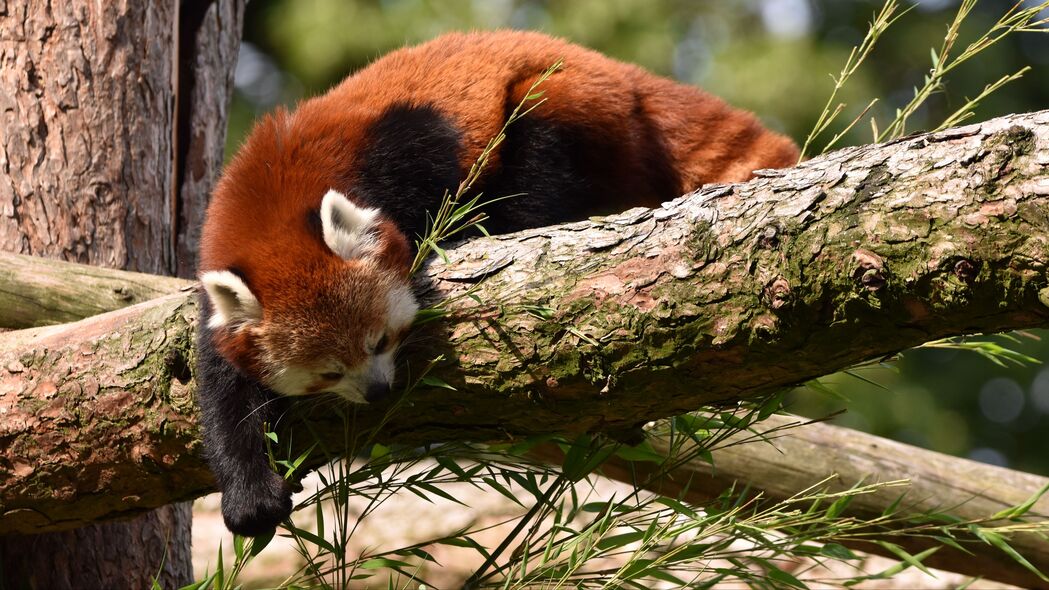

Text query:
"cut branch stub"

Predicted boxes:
[[763, 277, 793, 310], [851, 248, 887, 291]]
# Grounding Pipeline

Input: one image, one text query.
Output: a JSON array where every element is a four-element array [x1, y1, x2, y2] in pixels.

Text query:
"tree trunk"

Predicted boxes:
[[0, 1, 243, 588]]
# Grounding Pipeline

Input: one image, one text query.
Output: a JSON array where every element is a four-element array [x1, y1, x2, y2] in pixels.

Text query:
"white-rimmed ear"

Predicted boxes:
[[386, 283, 419, 329], [320, 189, 381, 259], [201, 270, 262, 329]]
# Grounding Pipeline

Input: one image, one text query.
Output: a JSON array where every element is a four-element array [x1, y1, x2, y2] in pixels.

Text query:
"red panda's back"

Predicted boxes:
[[320, 30, 797, 186], [201, 30, 798, 278]]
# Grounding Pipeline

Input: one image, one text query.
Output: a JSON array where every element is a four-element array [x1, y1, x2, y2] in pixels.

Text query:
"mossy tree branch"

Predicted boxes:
[[410, 111, 1049, 437], [1, 111, 1048, 581]]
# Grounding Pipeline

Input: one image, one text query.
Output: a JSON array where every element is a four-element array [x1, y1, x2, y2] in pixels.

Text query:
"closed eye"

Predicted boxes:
[[320, 372, 343, 381], [374, 334, 390, 354]]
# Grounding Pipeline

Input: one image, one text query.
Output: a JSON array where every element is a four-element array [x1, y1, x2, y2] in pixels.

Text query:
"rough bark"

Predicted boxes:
[[0, 293, 207, 537], [174, 0, 244, 279], [0, 1, 244, 587], [1, 110, 1047, 541], [0, 502, 192, 589], [0, 0, 242, 279], [0, 1, 176, 273]]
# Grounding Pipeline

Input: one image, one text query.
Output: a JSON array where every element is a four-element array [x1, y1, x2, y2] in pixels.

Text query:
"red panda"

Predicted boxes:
[[197, 30, 799, 536]]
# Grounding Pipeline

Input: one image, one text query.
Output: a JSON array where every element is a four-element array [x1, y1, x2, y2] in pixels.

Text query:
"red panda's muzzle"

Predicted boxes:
[[365, 381, 393, 402]]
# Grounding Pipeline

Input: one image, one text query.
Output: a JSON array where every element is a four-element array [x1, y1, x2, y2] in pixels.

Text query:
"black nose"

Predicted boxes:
[[365, 381, 392, 402]]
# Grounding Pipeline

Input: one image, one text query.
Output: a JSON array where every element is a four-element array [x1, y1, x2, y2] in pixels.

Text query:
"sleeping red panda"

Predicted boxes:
[[197, 30, 799, 536]]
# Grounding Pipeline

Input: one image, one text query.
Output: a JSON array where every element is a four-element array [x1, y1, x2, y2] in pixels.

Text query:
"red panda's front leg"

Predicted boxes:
[[196, 293, 294, 536], [195, 190, 419, 537]]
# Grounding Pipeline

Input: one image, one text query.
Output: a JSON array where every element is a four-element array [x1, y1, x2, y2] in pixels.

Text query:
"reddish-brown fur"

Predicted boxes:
[[199, 29, 800, 538], [200, 30, 797, 368]]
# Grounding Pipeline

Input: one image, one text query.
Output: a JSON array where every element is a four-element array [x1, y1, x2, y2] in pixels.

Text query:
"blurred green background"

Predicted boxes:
[[228, 0, 1049, 474]]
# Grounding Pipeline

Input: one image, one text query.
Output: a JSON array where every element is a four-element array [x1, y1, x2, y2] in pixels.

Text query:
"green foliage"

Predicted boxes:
[[801, 0, 1049, 158], [799, 0, 907, 159], [184, 403, 1049, 588]]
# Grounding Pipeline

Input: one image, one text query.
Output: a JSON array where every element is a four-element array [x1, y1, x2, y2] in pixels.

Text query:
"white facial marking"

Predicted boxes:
[[386, 283, 419, 330], [200, 270, 262, 329], [265, 363, 370, 404], [320, 189, 381, 259], [322, 363, 367, 403], [371, 351, 396, 386], [324, 369, 368, 404], [336, 383, 368, 404], [265, 366, 317, 397]]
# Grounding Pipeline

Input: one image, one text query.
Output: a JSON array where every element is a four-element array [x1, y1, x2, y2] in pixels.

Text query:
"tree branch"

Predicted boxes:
[[409, 110, 1049, 439], [0, 252, 192, 330], [538, 414, 1049, 589], [1, 111, 1048, 583]]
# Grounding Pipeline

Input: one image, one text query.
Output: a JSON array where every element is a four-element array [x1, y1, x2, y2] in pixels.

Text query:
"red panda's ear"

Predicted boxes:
[[386, 283, 420, 330], [320, 189, 381, 260], [201, 270, 263, 329]]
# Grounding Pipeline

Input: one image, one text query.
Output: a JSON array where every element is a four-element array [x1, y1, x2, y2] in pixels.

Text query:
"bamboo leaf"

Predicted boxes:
[[249, 528, 275, 557], [419, 376, 457, 390], [980, 529, 1049, 582], [873, 541, 937, 576], [994, 481, 1049, 520]]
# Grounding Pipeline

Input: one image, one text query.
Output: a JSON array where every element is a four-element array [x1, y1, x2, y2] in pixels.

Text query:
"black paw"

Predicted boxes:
[[221, 471, 294, 537]]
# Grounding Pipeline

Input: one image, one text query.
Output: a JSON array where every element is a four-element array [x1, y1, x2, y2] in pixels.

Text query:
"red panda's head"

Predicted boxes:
[[200, 189, 418, 403]]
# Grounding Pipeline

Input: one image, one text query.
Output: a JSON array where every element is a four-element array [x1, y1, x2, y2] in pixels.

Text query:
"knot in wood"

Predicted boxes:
[[164, 349, 192, 385], [112, 286, 133, 302], [859, 269, 887, 291], [953, 258, 977, 283], [763, 277, 793, 310], [851, 249, 886, 291], [758, 225, 779, 249], [752, 314, 779, 339]]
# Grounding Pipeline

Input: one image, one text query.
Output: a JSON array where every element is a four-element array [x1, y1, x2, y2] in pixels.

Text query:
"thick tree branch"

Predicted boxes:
[[1, 112, 1048, 582], [411, 110, 1049, 439], [0, 252, 192, 330]]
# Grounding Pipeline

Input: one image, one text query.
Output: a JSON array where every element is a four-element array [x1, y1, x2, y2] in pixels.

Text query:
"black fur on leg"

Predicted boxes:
[[196, 293, 293, 537]]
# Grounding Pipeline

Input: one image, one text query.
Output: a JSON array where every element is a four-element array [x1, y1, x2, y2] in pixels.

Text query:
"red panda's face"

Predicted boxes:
[[252, 266, 417, 402], [201, 190, 418, 403]]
